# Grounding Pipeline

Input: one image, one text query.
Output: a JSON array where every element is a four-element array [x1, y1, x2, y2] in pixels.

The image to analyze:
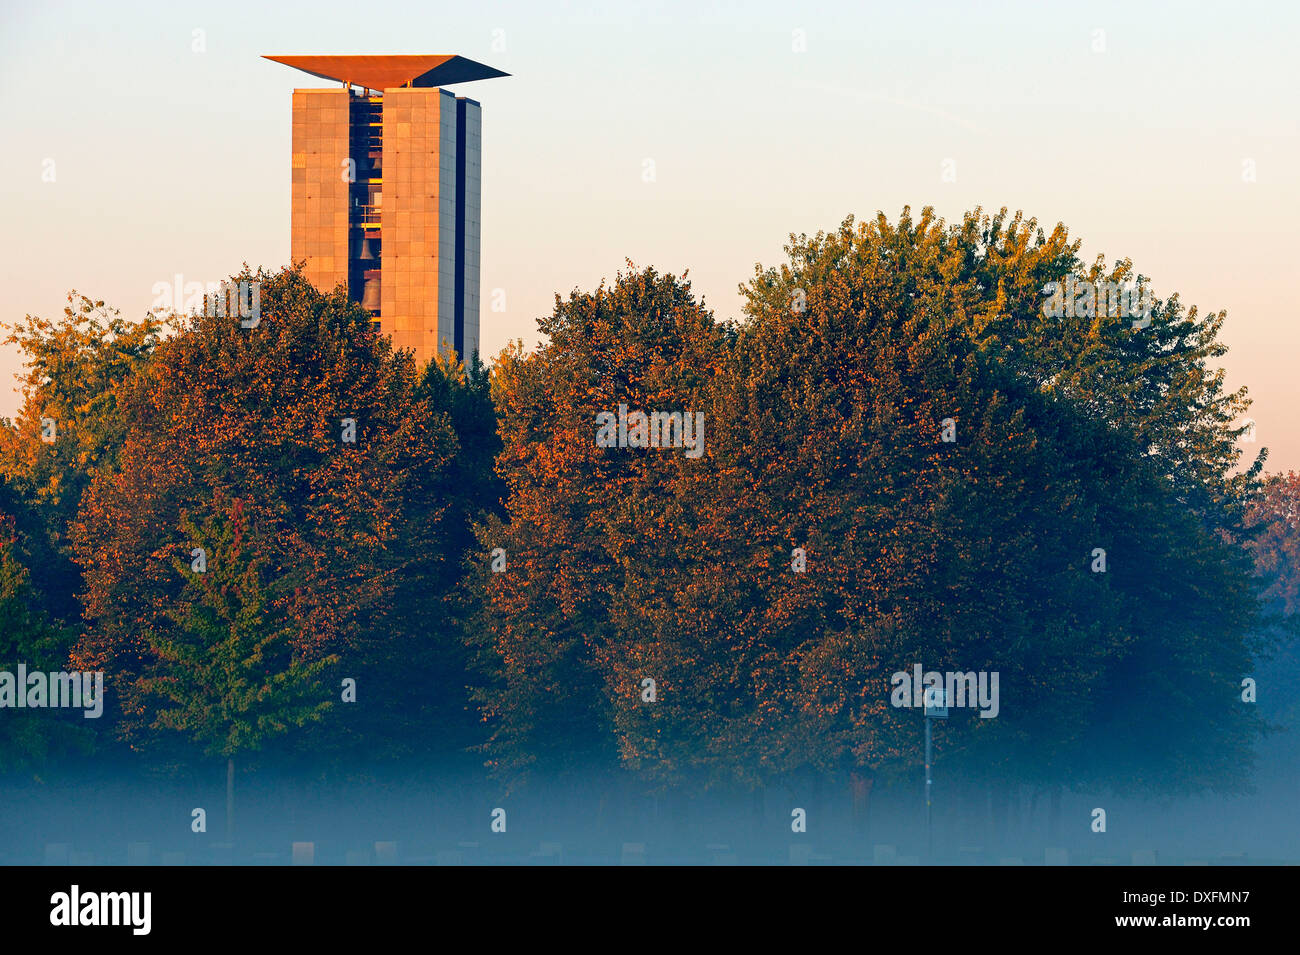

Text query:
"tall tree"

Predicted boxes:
[[139, 495, 335, 834], [70, 266, 471, 770], [464, 265, 731, 787], [0, 294, 166, 624], [726, 208, 1265, 796], [0, 489, 91, 777]]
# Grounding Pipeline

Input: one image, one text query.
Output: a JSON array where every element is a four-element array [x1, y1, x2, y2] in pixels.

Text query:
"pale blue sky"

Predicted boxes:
[[2, 0, 1297, 469]]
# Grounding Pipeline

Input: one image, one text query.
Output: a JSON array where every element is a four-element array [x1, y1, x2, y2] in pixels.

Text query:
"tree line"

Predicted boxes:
[[2, 207, 1296, 804]]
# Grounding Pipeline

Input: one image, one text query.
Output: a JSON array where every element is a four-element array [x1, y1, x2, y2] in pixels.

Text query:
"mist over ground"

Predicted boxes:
[[5, 716, 1296, 866]]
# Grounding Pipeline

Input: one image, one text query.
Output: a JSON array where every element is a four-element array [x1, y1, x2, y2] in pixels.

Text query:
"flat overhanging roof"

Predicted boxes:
[[263, 54, 509, 89]]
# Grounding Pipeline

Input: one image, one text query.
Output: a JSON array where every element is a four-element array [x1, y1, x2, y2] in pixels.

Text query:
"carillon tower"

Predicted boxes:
[[264, 54, 508, 364]]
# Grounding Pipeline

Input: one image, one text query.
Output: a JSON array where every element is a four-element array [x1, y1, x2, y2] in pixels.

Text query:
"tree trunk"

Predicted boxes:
[[225, 757, 235, 841], [850, 772, 873, 838], [670, 788, 688, 836], [994, 783, 1017, 853], [1006, 784, 1019, 850], [988, 782, 1009, 850]]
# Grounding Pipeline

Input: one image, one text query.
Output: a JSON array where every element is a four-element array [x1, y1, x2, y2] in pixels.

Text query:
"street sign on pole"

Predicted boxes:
[[923, 686, 948, 718]]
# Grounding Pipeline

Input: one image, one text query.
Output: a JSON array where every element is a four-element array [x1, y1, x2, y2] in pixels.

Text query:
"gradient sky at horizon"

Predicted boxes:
[[1, 0, 1296, 470]]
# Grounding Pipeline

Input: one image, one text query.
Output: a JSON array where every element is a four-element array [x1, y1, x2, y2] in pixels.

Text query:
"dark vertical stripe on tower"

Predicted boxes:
[[454, 97, 467, 358]]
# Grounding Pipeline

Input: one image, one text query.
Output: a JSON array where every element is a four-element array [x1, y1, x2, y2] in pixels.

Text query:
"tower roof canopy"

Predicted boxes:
[[263, 54, 509, 89]]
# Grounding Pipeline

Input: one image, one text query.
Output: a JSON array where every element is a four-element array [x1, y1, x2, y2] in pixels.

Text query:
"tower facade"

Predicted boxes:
[[267, 55, 505, 365]]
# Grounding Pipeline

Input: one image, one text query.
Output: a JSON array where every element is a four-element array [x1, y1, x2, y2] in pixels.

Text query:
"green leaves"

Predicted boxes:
[[137, 499, 336, 760], [0, 499, 91, 774]]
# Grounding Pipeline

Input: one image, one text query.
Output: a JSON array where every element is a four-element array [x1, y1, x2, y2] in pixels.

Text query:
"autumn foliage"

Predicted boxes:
[[0, 209, 1288, 804], [65, 267, 480, 766], [467, 209, 1267, 796]]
